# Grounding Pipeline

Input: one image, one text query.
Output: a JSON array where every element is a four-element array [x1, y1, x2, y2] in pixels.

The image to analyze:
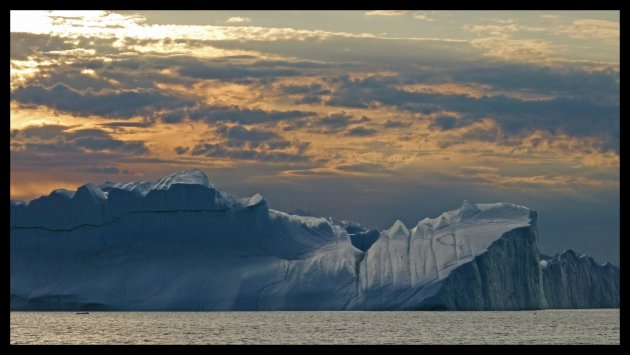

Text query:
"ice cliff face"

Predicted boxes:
[[348, 202, 546, 310], [10, 169, 619, 311], [540, 250, 620, 309]]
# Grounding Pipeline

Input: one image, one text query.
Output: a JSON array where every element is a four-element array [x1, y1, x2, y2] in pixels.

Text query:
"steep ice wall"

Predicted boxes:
[[415, 226, 545, 310], [541, 250, 620, 308], [348, 202, 545, 310]]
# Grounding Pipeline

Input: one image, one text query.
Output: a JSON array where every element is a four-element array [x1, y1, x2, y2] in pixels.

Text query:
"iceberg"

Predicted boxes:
[[10, 169, 619, 310], [541, 250, 620, 309]]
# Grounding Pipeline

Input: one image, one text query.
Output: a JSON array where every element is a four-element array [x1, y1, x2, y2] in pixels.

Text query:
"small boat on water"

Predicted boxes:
[[75, 312, 90, 315]]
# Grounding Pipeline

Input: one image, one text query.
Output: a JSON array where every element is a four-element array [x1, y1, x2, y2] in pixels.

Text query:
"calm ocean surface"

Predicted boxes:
[[10, 309, 619, 345]]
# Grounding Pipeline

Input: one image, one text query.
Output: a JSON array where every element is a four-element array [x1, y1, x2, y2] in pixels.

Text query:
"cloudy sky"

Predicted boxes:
[[10, 10, 619, 264]]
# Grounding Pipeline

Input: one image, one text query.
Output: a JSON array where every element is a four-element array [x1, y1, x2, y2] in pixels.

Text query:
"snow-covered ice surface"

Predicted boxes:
[[10, 169, 619, 311]]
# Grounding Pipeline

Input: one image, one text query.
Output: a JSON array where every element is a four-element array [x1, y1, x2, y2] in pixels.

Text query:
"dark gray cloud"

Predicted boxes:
[[190, 143, 307, 162], [336, 163, 391, 174], [296, 95, 324, 104], [12, 47, 321, 126], [320, 114, 353, 129], [328, 73, 619, 152], [100, 121, 153, 128], [65, 128, 111, 139], [447, 65, 619, 102], [174, 123, 311, 163], [10, 32, 69, 60], [158, 111, 188, 124], [383, 120, 411, 128], [267, 140, 292, 150], [12, 83, 193, 119], [188, 106, 317, 125], [279, 83, 332, 104], [21, 34, 620, 151], [78, 166, 120, 174], [430, 116, 458, 131], [345, 127, 377, 137], [280, 83, 329, 95], [105, 55, 329, 84], [216, 125, 280, 148], [10, 124, 70, 139], [310, 113, 371, 133], [11, 125, 149, 155], [177, 61, 301, 80], [12, 77, 316, 127], [174, 146, 189, 155], [11, 32, 619, 155]]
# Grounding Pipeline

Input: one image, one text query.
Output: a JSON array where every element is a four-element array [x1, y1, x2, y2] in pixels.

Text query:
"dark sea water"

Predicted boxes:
[[10, 309, 619, 345]]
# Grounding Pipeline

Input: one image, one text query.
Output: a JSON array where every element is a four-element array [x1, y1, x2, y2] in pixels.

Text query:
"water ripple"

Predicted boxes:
[[10, 309, 619, 345]]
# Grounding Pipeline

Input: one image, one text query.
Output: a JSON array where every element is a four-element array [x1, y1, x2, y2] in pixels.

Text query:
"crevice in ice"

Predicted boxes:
[[452, 232, 459, 265], [405, 232, 412, 288], [255, 261, 290, 310], [385, 234, 393, 283], [341, 279, 359, 310], [398, 274, 440, 307]]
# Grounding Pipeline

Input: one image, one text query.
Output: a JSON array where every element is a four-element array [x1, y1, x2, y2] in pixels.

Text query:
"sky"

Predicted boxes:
[[9, 10, 619, 265]]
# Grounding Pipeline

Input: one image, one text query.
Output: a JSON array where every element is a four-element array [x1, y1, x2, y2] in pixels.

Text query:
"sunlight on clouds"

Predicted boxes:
[[11, 10, 363, 41], [10, 11, 55, 33], [470, 37, 553, 63], [9, 10, 619, 201], [156, 81, 266, 108], [10, 10, 437, 44], [464, 16, 619, 66], [11, 10, 143, 36], [10, 178, 80, 201], [10, 60, 42, 87], [364, 11, 407, 16], [347, 71, 399, 81], [225, 16, 252, 24], [80, 69, 96, 76], [412, 12, 435, 21], [563, 19, 619, 42], [486, 174, 618, 190], [10, 105, 113, 131], [120, 40, 248, 58]]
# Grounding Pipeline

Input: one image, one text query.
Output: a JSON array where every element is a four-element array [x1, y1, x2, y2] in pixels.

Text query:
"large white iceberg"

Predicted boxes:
[[10, 169, 619, 310]]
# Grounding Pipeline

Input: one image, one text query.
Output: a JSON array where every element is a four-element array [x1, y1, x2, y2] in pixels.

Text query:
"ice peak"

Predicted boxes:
[[151, 168, 211, 190], [386, 219, 410, 238], [243, 193, 265, 207], [75, 183, 107, 202], [50, 189, 75, 199], [457, 200, 481, 221]]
